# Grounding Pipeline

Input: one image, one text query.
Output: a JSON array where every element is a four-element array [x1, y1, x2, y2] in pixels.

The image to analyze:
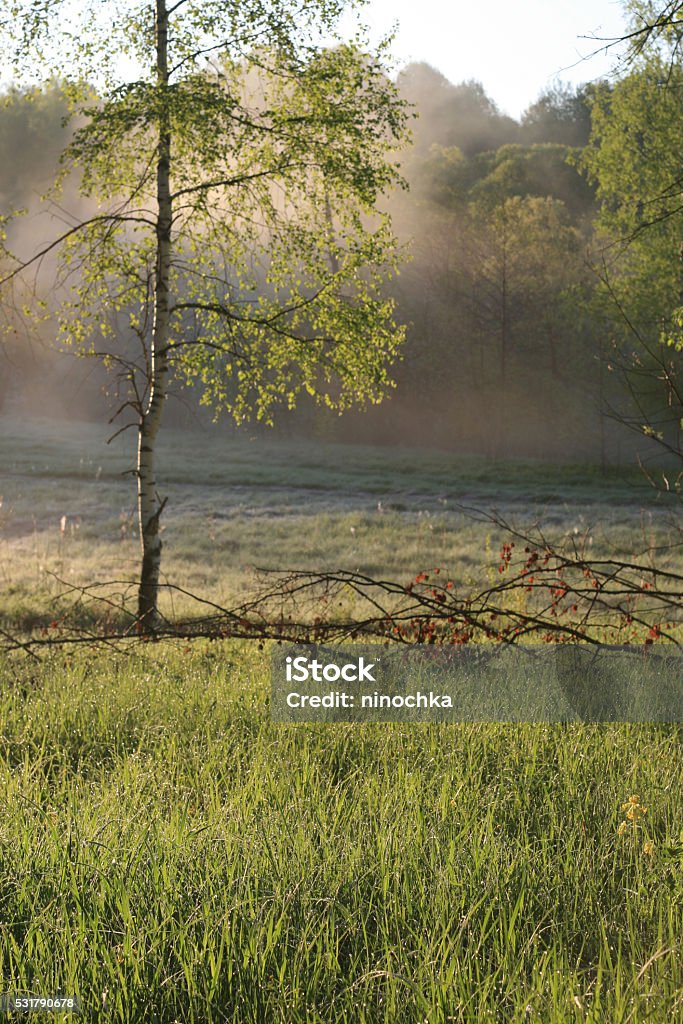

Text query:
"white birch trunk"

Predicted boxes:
[[137, 0, 172, 629]]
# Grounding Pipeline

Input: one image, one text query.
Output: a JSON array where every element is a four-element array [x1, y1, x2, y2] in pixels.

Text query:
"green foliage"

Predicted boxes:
[[520, 82, 594, 148], [582, 63, 682, 284], [1, 0, 410, 425], [393, 123, 598, 456], [417, 141, 592, 217], [471, 143, 595, 219], [0, 83, 70, 208], [622, 1, 683, 57], [580, 47, 683, 455]]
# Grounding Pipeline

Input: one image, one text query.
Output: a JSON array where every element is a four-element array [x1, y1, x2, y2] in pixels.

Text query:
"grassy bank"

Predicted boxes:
[[0, 646, 680, 1023]]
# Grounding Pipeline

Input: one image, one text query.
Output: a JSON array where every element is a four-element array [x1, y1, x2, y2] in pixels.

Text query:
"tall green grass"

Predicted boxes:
[[0, 645, 680, 1022]]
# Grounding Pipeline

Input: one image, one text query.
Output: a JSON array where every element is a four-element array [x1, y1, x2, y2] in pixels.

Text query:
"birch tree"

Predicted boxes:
[[1, 0, 409, 629]]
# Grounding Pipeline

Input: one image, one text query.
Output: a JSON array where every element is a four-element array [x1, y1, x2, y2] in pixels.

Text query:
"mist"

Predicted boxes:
[[0, 68, 660, 465]]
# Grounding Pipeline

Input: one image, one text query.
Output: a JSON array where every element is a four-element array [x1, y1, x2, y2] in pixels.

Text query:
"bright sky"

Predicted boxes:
[[350, 0, 629, 118], [2, 0, 630, 115]]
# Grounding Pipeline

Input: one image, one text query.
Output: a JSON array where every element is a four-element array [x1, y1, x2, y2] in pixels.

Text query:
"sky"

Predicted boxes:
[[344, 0, 629, 118], [1, 0, 631, 117]]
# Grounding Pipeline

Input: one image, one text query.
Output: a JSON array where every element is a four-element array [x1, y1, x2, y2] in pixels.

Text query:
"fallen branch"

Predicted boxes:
[[2, 514, 682, 654]]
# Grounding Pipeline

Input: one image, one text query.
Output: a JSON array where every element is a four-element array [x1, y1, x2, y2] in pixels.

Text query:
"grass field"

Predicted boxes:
[[2, 413, 682, 627], [0, 648, 681, 1023], [0, 414, 681, 1022]]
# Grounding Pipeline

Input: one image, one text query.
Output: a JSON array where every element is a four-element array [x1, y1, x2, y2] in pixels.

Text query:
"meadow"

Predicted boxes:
[[2, 413, 681, 628], [0, 413, 681, 1022]]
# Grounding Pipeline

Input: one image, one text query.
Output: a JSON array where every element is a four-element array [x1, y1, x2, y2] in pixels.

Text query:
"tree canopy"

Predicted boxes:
[[1, 0, 411, 626]]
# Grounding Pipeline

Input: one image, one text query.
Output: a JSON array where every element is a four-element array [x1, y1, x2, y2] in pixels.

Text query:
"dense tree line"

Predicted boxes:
[[1, 51, 680, 466], [335, 66, 615, 459]]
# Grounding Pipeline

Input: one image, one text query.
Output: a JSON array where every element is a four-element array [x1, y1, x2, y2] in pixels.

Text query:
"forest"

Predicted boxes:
[[2, 54, 682, 467]]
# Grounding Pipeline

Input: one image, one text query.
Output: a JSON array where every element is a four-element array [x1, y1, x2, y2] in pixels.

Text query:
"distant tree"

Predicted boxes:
[[398, 63, 518, 159], [521, 82, 594, 148], [1, 0, 410, 629], [0, 84, 71, 210], [415, 138, 595, 223], [463, 194, 588, 455], [0, 84, 76, 413], [471, 143, 595, 221], [395, 189, 593, 457], [385, 69, 613, 458]]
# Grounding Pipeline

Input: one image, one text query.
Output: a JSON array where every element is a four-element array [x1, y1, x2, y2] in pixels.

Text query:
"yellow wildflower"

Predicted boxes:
[[618, 794, 648, 836], [643, 840, 654, 856]]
